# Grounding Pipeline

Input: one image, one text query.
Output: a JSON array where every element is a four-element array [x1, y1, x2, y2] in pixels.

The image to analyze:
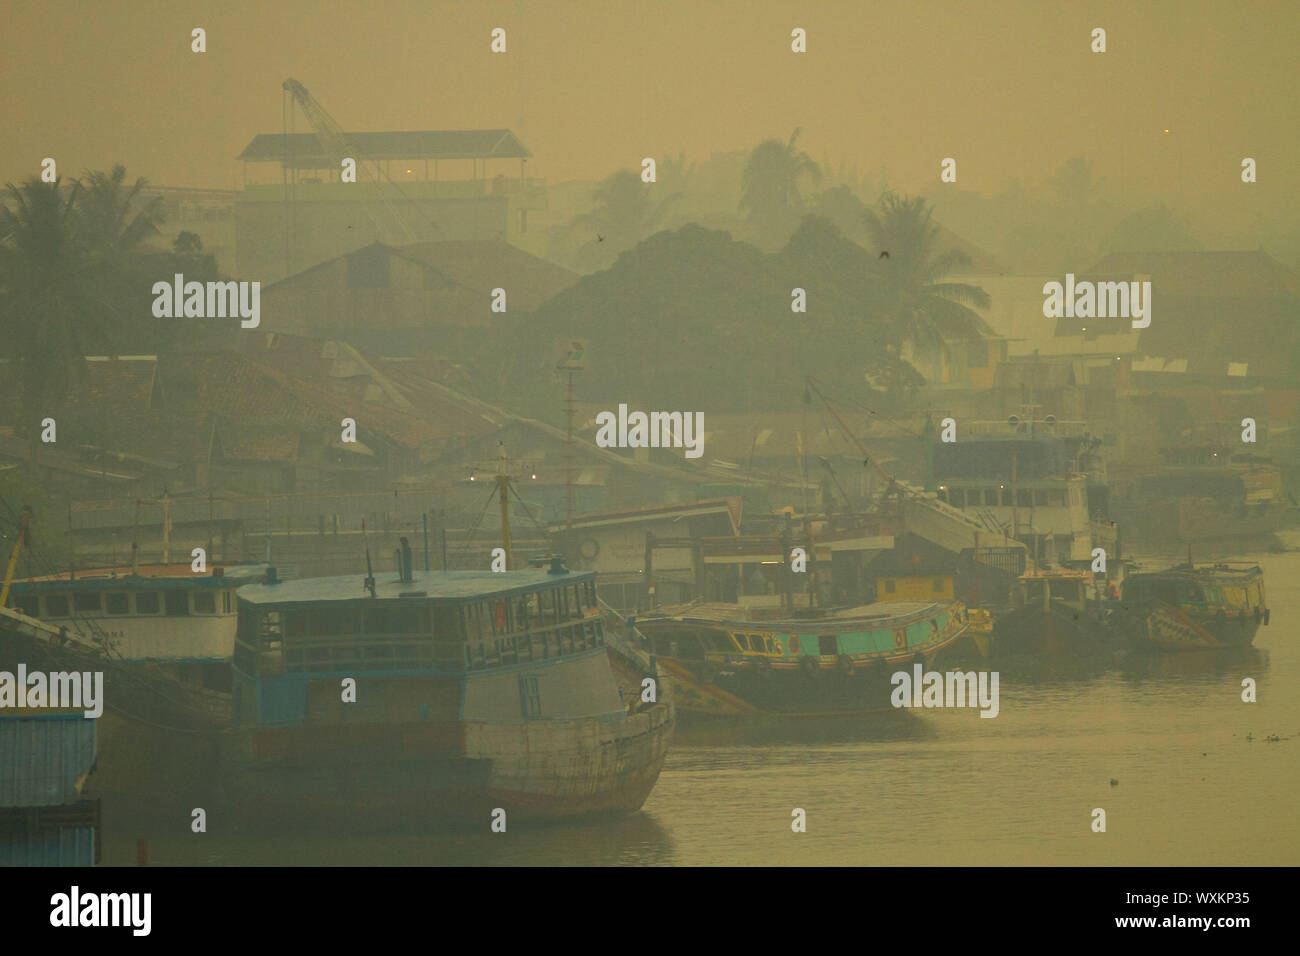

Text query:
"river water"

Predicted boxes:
[[98, 551, 1300, 866]]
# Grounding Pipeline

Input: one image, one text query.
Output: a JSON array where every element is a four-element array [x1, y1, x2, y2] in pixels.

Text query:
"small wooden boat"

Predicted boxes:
[[1113, 562, 1269, 650]]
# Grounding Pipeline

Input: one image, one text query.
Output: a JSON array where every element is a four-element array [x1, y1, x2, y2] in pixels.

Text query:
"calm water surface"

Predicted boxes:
[[100, 552, 1300, 866]]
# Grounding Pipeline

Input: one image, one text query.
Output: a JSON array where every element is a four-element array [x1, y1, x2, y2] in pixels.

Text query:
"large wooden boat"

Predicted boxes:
[[221, 552, 673, 826], [633, 598, 970, 717], [1112, 562, 1269, 650]]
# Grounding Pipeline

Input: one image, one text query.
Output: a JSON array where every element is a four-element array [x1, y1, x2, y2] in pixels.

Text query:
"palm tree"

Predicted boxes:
[[740, 128, 821, 249], [863, 193, 991, 382], [0, 177, 87, 429], [1, 165, 165, 432]]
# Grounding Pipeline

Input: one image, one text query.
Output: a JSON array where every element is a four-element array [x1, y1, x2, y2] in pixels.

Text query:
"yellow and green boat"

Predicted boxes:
[[633, 599, 970, 717]]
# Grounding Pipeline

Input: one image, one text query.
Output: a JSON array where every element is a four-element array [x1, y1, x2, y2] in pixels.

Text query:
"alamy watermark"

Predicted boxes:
[[890, 663, 999, 718], [1042, 273, 1151, 329], [152, 274, 260, 328], [0, 665, 103, 718], [594, 404, 704, 459]]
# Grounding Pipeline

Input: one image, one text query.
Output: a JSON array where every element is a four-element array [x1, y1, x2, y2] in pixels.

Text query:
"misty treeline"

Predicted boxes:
[[0, 166, 218, 424]]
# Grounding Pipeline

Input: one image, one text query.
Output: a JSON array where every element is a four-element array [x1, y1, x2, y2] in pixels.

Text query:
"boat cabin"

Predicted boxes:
[[233, 567, 602, 679], [1016, 569, 1091, 614], [1123, 565, 1265, 613]]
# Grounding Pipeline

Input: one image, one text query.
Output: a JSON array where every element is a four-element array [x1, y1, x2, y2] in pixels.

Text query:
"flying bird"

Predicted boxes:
[[597, 234, 605, 243], [879, 251, 890, 259]]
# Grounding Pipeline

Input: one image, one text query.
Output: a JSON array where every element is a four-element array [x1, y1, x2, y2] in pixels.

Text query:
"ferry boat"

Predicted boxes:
[[633, 598, 970, 717], [223, 548, 673, 826], [932, 428, 1103, 566], [1112, 562, 1269, 650]]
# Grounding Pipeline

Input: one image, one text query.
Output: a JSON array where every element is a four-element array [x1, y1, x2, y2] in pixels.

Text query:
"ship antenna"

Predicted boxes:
[[362, 518, 376, 597]]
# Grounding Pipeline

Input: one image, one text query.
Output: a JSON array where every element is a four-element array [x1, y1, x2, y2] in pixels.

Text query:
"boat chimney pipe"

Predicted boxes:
[[399, 537, 413, 583]]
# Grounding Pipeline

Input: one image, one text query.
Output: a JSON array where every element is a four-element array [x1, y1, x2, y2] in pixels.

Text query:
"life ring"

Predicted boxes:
[[578, 537, 600, 561], [837, 654, 856, 676]]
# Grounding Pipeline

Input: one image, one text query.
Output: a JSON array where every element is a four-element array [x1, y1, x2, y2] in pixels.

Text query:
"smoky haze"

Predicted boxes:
[[2, 0, 1296, 241]]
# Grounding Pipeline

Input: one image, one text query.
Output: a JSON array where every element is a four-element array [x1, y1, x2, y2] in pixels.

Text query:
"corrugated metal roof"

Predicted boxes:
[[0, 715, 97, 808], [0, 827, 96, 866]]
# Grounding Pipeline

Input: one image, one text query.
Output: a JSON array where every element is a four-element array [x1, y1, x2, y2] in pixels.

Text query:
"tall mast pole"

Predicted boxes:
[[497, 471, 513, 571]]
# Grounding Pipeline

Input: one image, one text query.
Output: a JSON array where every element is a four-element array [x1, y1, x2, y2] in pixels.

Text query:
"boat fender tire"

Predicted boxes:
[[837, 654, 855, 676]]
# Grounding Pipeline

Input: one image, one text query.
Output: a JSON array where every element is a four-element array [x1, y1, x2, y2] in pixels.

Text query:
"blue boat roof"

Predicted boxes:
[[237, 569, 596, 606]]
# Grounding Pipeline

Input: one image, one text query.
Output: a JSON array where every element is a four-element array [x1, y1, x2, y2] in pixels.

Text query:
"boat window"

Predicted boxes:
[[1017, 489, 1032, 508], [933, 579, 945, 592], [15, 595, 39, 617], [74, 592, 101, 613], [949, 489, 966, 508], [164, 590, 189, 616], [222, 591, 232, 613], [193, 591, 217, 614], [818, 635, 838, 656], [1000, 488, 1012, 506], [984, 489, 999, 506], [43, 595, 69, 617], [1049, 579, 1079, 600], [135, 591, 160, 614], [744, 634, 761, 652], [884, 579, 896, 594]]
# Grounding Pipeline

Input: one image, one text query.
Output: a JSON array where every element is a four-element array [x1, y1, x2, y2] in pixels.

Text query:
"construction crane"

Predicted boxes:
[[280, 77, 420, 248]]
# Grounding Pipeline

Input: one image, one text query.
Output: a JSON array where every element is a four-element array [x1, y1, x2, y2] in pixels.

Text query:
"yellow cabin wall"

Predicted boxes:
[[876, 575, 954, 602]]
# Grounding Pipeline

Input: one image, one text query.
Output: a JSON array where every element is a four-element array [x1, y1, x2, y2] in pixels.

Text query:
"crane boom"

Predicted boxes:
[[281, 77, 418, 244]]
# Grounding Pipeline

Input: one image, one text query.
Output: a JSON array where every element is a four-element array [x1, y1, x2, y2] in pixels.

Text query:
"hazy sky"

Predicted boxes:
[[3, 0, 1296, 209]]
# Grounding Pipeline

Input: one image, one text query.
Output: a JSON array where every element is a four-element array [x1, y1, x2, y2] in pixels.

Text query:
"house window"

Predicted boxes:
[[106, 593, 130, 615], [520, 675, 541, 718]]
